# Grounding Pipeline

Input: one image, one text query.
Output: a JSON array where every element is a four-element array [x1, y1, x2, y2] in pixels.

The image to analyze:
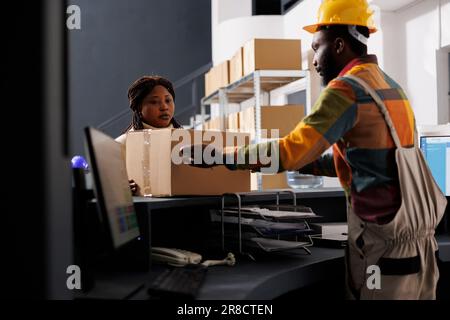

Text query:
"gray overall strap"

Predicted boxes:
[[344, 74, 404, 149]]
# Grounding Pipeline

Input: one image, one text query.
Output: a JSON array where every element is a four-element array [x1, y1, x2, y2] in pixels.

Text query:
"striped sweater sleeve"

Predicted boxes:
[[298, 153, 337, 177]]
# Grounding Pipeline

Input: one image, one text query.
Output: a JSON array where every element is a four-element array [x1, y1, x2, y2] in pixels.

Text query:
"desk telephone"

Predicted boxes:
[[152, 247, 202, 267], [151, 247, 236, 267]]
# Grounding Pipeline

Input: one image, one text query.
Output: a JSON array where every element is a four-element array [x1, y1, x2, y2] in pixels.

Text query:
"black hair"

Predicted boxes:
[[318, 25, 369, 56], [123, 75, 180, 132]]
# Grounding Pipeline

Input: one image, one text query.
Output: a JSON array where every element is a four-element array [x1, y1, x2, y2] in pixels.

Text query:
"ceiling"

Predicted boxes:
[[369, 0, 421, 12]]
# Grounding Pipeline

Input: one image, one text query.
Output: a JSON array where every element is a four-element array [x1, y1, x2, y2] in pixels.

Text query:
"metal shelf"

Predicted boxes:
[[199, 69, 312, 190], [201, 70, 309, 105]]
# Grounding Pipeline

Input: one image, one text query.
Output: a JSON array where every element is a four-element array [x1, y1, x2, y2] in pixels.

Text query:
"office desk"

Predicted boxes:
[[131, 188, 347, 275], [196, 247, 344, 300], [78, 246, 344, 300], [80, 189, 346, 300], [125, 246, 345, 300], [82, 188, 449, 299]]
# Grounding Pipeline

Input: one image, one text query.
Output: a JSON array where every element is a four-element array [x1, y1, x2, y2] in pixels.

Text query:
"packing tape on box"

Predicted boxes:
[[142, 130, 151, 196]]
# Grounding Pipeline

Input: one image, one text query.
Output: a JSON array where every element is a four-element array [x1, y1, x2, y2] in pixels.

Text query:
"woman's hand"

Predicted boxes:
[[129, 179, 139, 195]]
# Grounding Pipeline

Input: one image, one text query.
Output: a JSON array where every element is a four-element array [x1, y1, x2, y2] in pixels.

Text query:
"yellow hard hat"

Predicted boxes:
[[303, 0, 377, 34]]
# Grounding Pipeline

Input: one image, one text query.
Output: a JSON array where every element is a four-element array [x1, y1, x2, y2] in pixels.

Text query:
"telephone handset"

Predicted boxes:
[[151, 247, 202, 267]]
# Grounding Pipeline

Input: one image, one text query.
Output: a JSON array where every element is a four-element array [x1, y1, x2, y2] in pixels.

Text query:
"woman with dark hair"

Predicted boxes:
[[116, 75, 181, 144], [117, 75, 181, 194]]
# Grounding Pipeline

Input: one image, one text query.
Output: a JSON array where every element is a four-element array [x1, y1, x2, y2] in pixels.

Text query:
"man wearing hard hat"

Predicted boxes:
[[188, 0, 445, 299]]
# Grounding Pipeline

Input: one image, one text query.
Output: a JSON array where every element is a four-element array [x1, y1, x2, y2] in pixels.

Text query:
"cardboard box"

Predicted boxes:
[[226, 112, 240, 132], [261, 173, 290, 190], [251, 173, 290, 190], [243, 39, 301, 76], [230, 47, 244, 83], [204, 60, 230, 97], [239, 105, 305, 139], [126, 129, 250, 196], [240, 108, 256, 139], [204, 71, 212, 98], [207, 117, 223, 131]]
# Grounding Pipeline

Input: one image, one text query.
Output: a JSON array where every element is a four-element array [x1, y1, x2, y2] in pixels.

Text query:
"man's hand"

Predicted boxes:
[[179, 144, 224, 168]]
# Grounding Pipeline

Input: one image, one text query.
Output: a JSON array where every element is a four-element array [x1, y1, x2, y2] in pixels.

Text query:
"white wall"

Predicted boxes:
[[441, 0, 450, 47], [211, 0, 252, 64], [210, 0, 449, 189], [377, 11, 407, 87], [396, 0, 441, 125], [372, 0, 450, 125], [438, 0, 450, 123], [282, 0, 320, 70], [212, 0, 450, 125], [213, 16, 285, 64], [217, 0, 251, 23], [374, 0, 450, 125]]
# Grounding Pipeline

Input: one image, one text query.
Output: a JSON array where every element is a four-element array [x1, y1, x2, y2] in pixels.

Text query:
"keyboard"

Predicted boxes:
[[148, 264, 208, 299]]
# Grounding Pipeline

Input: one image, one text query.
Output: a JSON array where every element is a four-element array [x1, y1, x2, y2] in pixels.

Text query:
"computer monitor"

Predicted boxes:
[[84, 127, 140, 249], [419, 132, 450, 197]]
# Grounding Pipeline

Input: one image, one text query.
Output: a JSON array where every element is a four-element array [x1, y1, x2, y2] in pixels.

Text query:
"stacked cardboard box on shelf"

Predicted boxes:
[[202, 117, 223, 131], [204, 60, 230, 97], [239, 104, 305, 139], [226, 112, 240, 132], [242, 104, 305, 190], [243, 104, 304, 190], [205, 38, 302, 98], [201, 38, 305, 191], [243, 38, 301, 76], [208, 117, 222, 130], [230, 47, 244, 84]]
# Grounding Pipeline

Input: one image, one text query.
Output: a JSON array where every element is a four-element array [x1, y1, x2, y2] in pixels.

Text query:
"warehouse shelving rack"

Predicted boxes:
[[199, 69, 312, 190]]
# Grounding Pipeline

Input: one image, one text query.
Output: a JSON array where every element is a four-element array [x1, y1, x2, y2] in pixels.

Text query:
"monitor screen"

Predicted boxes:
[[420, 135, 450, 196], [84, 127, 140, 249]]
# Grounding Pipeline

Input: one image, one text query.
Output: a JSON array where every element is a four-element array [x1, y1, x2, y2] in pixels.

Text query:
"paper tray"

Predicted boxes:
[[249, 237, 310, 252]]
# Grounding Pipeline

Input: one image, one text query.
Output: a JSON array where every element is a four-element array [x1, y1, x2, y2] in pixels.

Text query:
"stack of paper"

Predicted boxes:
[[310, 222, 348, 248], [249, 237, 310, 252], [223, 206, 318, 220], [210, 211, 312, 236]]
